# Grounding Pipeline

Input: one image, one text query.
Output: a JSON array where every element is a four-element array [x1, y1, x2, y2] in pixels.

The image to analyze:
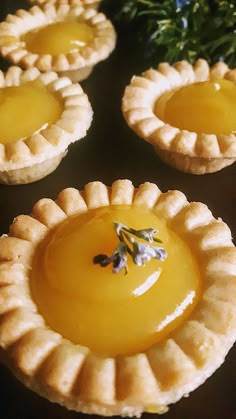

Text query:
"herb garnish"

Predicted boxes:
[[93, 222, 167, 274], [108, 0, 236, 67]]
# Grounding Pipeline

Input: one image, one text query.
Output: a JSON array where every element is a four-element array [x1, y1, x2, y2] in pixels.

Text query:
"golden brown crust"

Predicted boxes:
[[0, 151, 66, 184], [154, 147, 236, 175], [122, 59, 236, 174], [0, 66, 93, 183], [0, 3, 116, 81], [0, 179, 235, 416]]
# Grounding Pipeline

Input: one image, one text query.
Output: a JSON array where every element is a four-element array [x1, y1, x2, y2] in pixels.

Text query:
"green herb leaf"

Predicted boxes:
[[110, 0, 236, 67]]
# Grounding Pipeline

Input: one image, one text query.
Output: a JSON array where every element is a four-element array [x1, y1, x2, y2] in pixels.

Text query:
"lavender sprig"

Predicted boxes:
[[93, 222, 167, 274], [93, 242, 128, 274]]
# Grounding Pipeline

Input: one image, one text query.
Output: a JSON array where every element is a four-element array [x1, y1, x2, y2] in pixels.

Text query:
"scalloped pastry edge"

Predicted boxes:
[[0, 179, 235, 415], [0, 66, 93, 183], [0, 3, 116, 82], [28, 0, 101, 9], [122, 59, 236, 174]]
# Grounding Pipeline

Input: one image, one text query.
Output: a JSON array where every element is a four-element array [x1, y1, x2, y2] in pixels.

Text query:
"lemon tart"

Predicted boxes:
[[0, 2, 116, 82], [28, 0, 101, 9], [122, 59, 236, 174], [0, 179, 235, 416], [0, 66, 92, 184]]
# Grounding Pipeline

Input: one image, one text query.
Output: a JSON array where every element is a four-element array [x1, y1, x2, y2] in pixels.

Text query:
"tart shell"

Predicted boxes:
[[0, 151, 67, 185], [0, 66, 93, 184], [0, 179, 235, 415], [0, 2, 116, 82], [122, 60, 236, 174]]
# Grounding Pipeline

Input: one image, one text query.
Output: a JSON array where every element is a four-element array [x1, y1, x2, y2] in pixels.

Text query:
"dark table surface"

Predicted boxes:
[[0, 1, 236, 419]]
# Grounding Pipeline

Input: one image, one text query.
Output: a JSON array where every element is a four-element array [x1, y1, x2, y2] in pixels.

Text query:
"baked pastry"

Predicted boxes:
[[28, 0, 101, 9], [0, 65, 92, 184], [0, 2, 116, 82], [0, 179, 235, 416], [122, 59, 236, 174]]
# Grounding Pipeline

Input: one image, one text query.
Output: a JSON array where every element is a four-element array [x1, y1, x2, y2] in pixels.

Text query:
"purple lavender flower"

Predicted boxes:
[[93, 222, 167, 274]]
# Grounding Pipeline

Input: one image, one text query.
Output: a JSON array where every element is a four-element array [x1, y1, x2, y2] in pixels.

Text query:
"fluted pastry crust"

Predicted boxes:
[[0, 179, 235, 416], [28, 0, 101, 9], [0, 66, 93, 183], [122, 60, 236, 174], [0, 2, 116, 81]]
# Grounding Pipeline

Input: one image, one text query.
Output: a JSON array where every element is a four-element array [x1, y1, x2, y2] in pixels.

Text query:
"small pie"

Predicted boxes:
[[0, 179, 235, 416], [122, 59, 236, 174], [0, 65, 92, 184], [0, 1, 116, 82], [28, 0, 101, 9]]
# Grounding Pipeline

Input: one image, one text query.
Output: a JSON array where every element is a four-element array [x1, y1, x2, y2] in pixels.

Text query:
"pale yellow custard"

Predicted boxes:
[[155, 79, 236, 135], [31, 205, 201, 357], [23, 21, 95, 55], [0, 80, 63, 144]]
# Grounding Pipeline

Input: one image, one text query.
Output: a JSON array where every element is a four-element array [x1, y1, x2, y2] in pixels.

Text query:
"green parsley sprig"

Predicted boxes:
[[109, 0, 236, 67]]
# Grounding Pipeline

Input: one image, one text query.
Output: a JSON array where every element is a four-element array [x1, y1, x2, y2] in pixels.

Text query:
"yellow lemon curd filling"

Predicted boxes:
[[31, 206, 201, 357], [0, 81, 63, 144], [23, 21, 95, 55], [155, 79, 236, 135]]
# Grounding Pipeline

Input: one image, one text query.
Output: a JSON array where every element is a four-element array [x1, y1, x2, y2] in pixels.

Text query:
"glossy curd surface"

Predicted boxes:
[[155, 79, 236, 135], [0, 80, 63, 144], [23, 21, 94, 55], [31, 205, 201, 356]]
